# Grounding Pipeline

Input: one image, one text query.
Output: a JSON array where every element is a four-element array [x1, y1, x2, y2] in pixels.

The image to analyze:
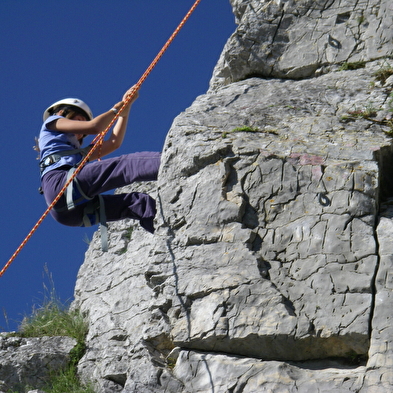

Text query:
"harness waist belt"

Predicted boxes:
[[39, 146, 92, 173]]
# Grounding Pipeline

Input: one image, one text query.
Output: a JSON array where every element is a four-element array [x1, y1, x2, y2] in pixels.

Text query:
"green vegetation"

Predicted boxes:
[[346, 104, 377, 120], [19, 301, 88, 343], [231, 126, 260, 132], [123, 227, 133, 242], [7, 268, 93, 393], [116, 227, 134, 255], [340, 59, 393, 136], [42, 367, 95, 393], [339, 61, 366, 71], [383, 126, 393, 137], [18, 299, 92, 393], [372, 61, 393, 84], [357, 14, 365, 25]]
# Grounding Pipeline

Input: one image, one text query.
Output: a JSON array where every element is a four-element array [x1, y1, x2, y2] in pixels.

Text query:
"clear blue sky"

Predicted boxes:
[[0, 1, 235, 331]]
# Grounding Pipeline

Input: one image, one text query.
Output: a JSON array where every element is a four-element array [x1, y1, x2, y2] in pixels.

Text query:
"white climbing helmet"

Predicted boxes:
[[43, 98, 93, 121]]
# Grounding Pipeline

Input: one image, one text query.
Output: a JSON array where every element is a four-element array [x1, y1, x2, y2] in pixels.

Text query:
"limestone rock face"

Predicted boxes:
[[210, 0, 393, 89], [73, 0, 393, 392], [0, 335, 76, 392]]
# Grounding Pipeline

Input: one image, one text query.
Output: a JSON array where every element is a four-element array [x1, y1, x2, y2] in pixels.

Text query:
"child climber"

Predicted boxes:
[[38, 86, 161, 249]]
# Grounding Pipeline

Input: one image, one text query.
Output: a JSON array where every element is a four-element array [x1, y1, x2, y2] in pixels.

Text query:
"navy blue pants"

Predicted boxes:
[[41, 152, 161, 233]]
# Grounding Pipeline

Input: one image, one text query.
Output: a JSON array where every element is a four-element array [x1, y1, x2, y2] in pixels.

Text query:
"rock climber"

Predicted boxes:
[[37, 86, 161, 242]]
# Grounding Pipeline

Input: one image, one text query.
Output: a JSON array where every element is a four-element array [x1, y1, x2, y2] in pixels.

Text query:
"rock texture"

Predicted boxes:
[[72, 0, 393, 392], [0, 335, 76, 392], [210, 0, 393, 88]]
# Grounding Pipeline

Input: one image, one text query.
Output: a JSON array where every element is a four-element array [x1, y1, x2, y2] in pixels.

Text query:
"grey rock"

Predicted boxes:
[[75, 65, 393, 391], [210, 0, 393, 89], [0, 335, 76, 392], [174, 350, 368, 393], [71, 0, 393, 392]]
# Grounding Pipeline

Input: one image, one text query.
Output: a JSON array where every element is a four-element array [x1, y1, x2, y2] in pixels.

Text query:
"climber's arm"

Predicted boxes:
[[47, 104, 125, 135], [88, 86, 139, 160], [47, 86, 139, 140]]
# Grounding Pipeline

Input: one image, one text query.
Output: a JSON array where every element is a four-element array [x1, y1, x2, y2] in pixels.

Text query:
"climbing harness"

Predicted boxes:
[[42, 162, 109, 251], [64, 167, 108, 251], [0, 0, 202, 277], [39, 145, 92, 175], [38, 145, 109, 249], [82, 195, 108, 252]]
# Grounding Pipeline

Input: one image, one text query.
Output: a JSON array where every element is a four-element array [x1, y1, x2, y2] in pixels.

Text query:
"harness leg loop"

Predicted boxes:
[[82, 196, 108, 252]]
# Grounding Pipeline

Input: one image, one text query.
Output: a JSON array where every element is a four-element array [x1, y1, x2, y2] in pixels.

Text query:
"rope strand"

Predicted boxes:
[[0, 0, 202, 277]]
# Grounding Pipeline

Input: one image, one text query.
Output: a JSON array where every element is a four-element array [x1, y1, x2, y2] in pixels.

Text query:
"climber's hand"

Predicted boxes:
[[123, 85, 139, 105], [117, 85, 139, 118]]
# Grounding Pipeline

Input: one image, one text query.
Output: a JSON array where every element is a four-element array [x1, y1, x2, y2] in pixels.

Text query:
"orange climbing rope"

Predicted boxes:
[[0, 0, 202, 277]]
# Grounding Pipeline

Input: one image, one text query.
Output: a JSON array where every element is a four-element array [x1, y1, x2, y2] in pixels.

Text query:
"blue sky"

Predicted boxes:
[[0, 1, 235, 331]]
